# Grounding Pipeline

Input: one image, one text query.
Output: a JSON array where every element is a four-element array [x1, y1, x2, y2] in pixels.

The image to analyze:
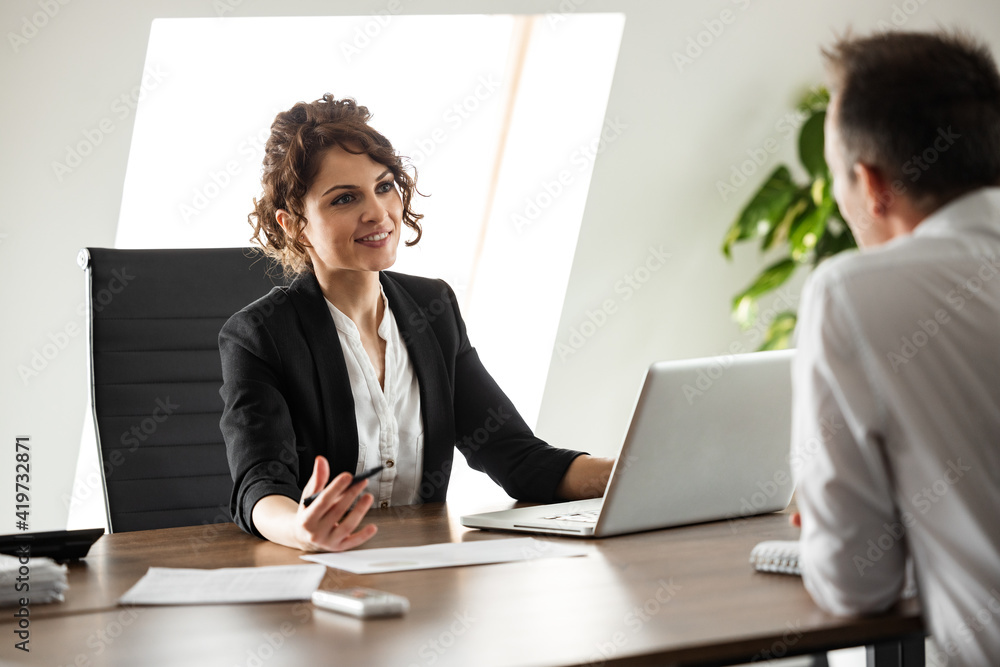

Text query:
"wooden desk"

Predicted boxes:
[[2, 502, 923, 666]]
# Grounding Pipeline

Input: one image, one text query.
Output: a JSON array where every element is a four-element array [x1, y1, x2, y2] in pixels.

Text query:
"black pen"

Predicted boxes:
[[301, 464, 384, 508]]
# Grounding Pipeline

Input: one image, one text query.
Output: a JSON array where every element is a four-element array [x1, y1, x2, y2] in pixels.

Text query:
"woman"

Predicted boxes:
[[220, 94, 613, 552]]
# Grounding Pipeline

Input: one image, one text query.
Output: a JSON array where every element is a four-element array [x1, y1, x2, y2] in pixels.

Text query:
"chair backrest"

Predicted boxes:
[[78, 247, 286, 532]]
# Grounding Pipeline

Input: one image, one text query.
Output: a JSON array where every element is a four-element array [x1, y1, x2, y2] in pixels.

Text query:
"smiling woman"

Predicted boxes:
[[219, 94, 614, 553]]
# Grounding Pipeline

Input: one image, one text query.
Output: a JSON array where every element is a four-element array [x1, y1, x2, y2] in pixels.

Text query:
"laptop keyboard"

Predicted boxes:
[[541, 510, 600, 523]]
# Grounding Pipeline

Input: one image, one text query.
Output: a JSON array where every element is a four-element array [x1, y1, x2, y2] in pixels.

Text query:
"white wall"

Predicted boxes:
[[3, 0, 999, 531]]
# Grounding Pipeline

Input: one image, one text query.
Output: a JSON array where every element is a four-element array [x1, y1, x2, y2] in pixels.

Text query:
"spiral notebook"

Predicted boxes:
[[749, 540, 801, 575]]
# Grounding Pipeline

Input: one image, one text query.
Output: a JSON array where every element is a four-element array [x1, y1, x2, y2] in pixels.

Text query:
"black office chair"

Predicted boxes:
[[78, 247, 286, 532]]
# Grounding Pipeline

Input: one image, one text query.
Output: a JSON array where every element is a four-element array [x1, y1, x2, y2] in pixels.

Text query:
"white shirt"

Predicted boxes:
[[325, 283, 424, 508], [792, 187, 1000, 666]]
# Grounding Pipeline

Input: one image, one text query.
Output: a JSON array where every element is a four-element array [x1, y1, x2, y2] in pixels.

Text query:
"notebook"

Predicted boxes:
[[461, 349, 796, 538], [752, 540, 921, 600], [749, 540, 801, 575]]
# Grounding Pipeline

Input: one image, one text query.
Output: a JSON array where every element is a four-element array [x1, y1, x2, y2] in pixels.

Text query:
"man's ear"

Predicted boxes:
[[854, 162, 892, 218]]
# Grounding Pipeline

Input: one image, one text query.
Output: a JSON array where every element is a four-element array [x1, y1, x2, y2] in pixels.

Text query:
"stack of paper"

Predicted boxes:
[[0, 554, 68, 606]]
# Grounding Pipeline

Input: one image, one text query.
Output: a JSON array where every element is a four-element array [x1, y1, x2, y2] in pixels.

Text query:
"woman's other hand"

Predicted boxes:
[[294, 455, 378, 552], [251, 456, 378, 552], [555, 455, 616, 500]]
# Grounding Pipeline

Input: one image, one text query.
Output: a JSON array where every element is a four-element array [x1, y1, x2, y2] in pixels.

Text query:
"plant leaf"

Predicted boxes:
[[731, 257, 797, 326], [813, 214, 858, 266], [722, 166, 796, 258], [798, 110, 827, 179], [761, 190, 809, 252], [789, 199, 835, 261], [796, 86, 829, 114], [758, 311, 798, 351]]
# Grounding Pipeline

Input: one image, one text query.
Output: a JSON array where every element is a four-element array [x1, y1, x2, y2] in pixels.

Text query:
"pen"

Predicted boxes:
[[301, 464, 384, 508]]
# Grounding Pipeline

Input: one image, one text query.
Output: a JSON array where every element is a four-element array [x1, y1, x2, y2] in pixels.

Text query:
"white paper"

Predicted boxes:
[[0, 554, 68, 606], [301, 537, 589, 574], [118, 564, 326, 605]]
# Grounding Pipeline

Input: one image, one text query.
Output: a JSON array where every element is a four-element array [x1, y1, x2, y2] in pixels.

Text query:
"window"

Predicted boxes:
[[71, 12, 624, 527]]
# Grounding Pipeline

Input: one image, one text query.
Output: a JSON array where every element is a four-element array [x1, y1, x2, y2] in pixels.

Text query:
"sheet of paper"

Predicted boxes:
[[301, 537, 589, 574], [118, 564, 326, 605]]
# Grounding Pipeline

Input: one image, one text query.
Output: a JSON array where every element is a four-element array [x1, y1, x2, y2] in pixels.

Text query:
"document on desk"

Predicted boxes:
[[118, 564, 326, 605], [301, 537, 589, 574]]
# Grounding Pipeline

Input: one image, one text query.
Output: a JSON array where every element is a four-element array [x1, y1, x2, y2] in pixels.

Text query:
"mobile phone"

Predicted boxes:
[[302, 465, 385, 507], [311, 587, 409, 618]]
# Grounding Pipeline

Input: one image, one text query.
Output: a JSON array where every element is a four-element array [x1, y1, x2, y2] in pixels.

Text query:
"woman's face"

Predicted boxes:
[[292, 145, 403, 277]]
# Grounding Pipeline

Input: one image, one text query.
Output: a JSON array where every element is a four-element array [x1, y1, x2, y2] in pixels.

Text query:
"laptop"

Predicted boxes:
[[461, 349, 795, 537]]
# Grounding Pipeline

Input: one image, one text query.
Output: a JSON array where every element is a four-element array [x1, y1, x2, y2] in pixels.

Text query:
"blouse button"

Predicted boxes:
[[386, 459, 395, 468]]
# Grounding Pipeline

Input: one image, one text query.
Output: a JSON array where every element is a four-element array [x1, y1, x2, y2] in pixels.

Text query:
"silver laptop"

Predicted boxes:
[[461, 349, 795, 537]]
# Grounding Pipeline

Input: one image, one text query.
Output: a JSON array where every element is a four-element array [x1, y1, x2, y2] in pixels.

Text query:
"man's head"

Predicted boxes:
[[822, 31, 1000, 247]]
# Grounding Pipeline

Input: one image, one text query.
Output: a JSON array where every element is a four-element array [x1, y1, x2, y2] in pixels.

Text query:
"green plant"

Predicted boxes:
[[721, 87, 857, 350]]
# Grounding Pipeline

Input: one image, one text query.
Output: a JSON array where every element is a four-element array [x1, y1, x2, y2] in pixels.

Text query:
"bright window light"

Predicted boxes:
[[92, 13, 625, 513]]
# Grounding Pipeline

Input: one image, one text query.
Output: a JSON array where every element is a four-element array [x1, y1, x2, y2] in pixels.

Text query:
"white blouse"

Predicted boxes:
[[325, 283, 424, 508]]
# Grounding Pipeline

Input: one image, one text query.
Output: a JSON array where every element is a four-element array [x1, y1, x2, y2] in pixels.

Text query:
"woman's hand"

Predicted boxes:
[[251, 456, 378, 552], [294, 456, 378, 552]]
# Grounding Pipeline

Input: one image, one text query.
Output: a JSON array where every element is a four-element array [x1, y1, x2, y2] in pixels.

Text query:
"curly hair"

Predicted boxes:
[[249, 94, 423, 277]]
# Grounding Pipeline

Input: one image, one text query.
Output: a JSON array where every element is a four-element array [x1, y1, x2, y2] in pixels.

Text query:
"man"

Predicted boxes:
[[792, 30, 1000, 665]]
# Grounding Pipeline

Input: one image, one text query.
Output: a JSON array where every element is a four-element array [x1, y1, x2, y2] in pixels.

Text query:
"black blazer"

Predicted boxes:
[[219, 270, 584, 537]]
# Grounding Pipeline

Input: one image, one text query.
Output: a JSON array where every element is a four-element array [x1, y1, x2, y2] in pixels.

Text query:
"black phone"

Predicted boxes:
[[302, 464, 385, 507]]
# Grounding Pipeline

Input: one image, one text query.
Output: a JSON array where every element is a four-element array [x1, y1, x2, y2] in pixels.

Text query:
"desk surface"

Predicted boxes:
[[2, 501, 922, 667]]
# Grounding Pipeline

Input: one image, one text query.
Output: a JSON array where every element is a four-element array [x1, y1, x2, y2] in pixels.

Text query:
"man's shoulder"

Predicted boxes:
[[806, 236, 940, 294]]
